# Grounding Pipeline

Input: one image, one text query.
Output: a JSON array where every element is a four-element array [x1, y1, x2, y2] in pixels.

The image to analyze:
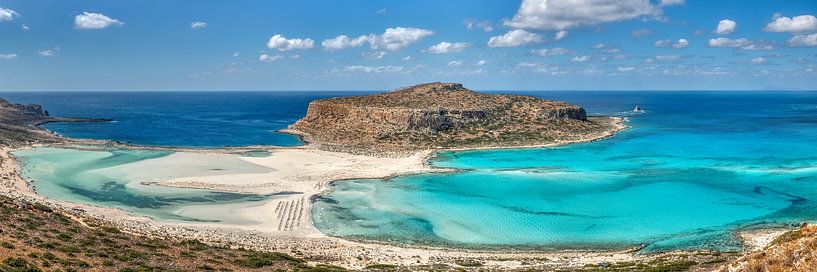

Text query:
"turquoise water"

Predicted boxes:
[[14, 147, 280, 224], [313, 91, 817, 251]]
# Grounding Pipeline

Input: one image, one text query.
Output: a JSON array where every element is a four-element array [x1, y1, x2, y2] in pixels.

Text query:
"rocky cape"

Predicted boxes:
[[287, 82, 623, 152], [0, 97, 111, 147]]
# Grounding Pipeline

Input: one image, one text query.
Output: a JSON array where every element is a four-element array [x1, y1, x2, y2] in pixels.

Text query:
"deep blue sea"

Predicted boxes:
[[5, 90, 817, 252], [0, 91, 372, 147]]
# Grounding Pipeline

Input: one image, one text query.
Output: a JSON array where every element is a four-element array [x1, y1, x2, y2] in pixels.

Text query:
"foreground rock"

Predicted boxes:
[[287, 82, 622, 152]]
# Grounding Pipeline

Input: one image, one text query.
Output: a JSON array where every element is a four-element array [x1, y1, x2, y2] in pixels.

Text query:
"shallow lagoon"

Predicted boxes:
[[313, 91, 817, 251], [14, 147, 279, 224]]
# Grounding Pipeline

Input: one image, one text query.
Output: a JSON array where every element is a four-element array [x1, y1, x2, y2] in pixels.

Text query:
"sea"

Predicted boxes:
[[4, 90, 817, 252]]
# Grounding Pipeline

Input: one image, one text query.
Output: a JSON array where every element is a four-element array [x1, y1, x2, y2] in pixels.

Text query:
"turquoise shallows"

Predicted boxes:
[[313, 91, 817, 251]]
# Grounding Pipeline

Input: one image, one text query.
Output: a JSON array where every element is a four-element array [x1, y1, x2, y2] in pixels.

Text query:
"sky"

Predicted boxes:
[[0, 0, 816, 91]]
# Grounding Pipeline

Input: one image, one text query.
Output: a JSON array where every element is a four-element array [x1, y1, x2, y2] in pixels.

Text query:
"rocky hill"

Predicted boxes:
[[287, 82, 623, 152]]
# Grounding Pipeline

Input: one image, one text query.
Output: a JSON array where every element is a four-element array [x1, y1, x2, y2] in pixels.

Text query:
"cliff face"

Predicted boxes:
[[0, 97, 109, 147], [288, 82, 619, 151]]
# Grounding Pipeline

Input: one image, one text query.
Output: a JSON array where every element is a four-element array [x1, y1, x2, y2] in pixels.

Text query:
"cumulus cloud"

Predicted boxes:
[[266, 34, 314, 51], [21, 24, 29, 30], [763, 14, 817, 33], [708, 37, 775, 50], [370, 27, 434, 51], [74, 12, 124, 29], [488, 29, 544, 48], [504, 0, 675, 31], [715, 19, 736, 35], [341, 65, 404, 74], [362, 51, 387, 60], [426, 42, 469, 54], [190, 21, 207, 29], [750, 57, 767, 64], [788, 33, 817, 47], [259, 54, 283, 62], [655, 38, 688, 49], [531, 47, 573, 56], [0, 53, 18, 59], [571, 55, 590, 62], [322, 27, 433, 52], [0, 6, 19, 22], [38, 50, 57, 57], [448, 60, 463, 67], [554, 30, 568, 41], [465, 19, 493, 32], [321, 35, 369, 51], [476, 60, 487, 66]]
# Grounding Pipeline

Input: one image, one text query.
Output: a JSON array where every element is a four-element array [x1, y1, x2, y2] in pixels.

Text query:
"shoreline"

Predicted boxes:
[[0, 115, 784, 269]]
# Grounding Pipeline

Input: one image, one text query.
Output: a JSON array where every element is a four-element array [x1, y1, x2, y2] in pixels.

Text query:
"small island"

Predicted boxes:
[[286, 82, 624, 152]]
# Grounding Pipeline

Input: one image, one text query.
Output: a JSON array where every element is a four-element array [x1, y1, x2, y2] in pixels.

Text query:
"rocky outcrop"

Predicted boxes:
[[0, 97, 110, 147], [287, 82, 621, 152]]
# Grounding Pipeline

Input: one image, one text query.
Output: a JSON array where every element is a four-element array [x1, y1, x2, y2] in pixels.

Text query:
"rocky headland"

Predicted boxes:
[[0, 97, 110, 147], [287, 82, 623, 153]]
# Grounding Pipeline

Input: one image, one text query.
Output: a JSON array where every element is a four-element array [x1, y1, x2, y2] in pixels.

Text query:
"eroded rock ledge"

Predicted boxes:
[[287, 82, 622, 152]]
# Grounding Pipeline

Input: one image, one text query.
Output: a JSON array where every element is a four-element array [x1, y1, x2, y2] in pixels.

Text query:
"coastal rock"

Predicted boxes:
[[288, 82, 620, 151]]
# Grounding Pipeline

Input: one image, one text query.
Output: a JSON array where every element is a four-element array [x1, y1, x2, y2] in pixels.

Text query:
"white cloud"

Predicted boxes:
[[0, 53, 17, 59], [750, 57, 767, 64], [259, 54, 283, 62], [190, 21, 207, 29], [289, 55, 301, 59], [476, 60, 487, 66], [341, 65, 404, 73], [465, 19, 493, 32], [448, 60, 463, 67], [656, 38, 688, 49], [488, 29, 544, 48], [632, 29, 652, 38], [426, 42, 469, 54], [654, 39, 672, 47], [370, 27, 434, 51], [531, 47, 573, 56], [21, 24, 29, 30], [571, 55, 590, 62], [321, 35, 369, 51], [232, 52, 240, 57], [323, 27, 433, 52], [788, 33, 817, 47], [504, 0, 673, 31], [617, 66, 636, 72], [375, 8, 387, 14], [763, 14, 817, 33], [266, 34, 315, 51], [362, 51, 387, 60], [715, 19, 736, 35], [401, 56, 413, 61], [0, 6, 19, 22], [554, 30, 568, 41], [673, 38, 689, 49], [38, 50, 56, 57], [74, 12, 124, 29], [708, 37, 775, 50], [659, 0, 685, 6]]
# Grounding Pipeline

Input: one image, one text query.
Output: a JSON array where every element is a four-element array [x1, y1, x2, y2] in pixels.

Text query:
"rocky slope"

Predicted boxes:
[[287, 82, 622, 152], [0, 97, 109, 147]]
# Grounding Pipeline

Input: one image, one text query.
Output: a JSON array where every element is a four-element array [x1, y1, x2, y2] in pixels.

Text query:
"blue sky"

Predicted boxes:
[[0, 0, 816, 91]]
